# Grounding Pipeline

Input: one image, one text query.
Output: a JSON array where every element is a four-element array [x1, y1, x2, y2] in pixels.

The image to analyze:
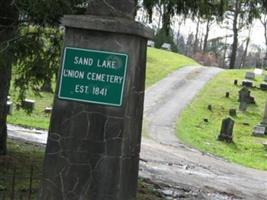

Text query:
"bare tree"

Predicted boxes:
[[260, 14, 267, 64], [223, 0, 259, 69]]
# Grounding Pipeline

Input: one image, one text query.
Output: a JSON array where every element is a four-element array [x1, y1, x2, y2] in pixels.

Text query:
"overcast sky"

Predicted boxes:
[[136, 9, 266, 51]]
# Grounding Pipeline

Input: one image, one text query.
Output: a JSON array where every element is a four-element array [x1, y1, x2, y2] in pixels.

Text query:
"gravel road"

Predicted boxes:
[[140, 66, 267, 200]]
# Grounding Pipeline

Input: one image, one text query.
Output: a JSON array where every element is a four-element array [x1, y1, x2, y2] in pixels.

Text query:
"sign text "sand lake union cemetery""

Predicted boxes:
[[58, 47, 128, 106]]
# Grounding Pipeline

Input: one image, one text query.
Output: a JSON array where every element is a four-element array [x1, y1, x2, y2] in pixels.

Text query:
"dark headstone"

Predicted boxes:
[[39, 2, 153, 200], [238, 87, 255, 111], [234, 80, 238, 85], [229, 109, 236, 117], [207, 104, 212, 111], [21, 99, 35, 112], [218, 117, 234, 143], [225, 92, 230, 98], [245, 72, 255, 80], [242, 80, 253, 87], [239, 101, 247, 111], [260, 83, 267, 91]]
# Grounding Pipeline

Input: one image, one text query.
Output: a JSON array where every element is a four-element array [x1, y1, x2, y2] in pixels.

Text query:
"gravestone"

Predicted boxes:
[[252, 126, 265, 136], [147, 40, 155, 47], [207, 104, 212, 111], [245, 72, 255, 80], [229, 109, 237, 117], [218, 117, 234, 143], [242, 80, 253, 87], [260, 83, 267, 91], [253, 100, 267, 136], [234, 80, 238, 85], [39, 1, 153, 200], [238, 87, 249, 111], [225, 92, 230, 98], [44, 107, 52, 114], [238, 87, 255, 111], [21, 99, 35, 112], [161, 43, 171, 51], [254, 68, 263, 75]]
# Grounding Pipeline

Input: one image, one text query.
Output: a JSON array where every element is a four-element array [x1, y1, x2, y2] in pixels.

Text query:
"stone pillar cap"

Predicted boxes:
[[62, 15, 154, 39]]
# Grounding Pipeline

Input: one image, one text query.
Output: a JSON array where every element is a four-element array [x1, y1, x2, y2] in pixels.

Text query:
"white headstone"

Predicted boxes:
[[147, 40, 155, 47], [254, 68, 263, 75], [245, 72, 255, 80], [161, 43, 171, 51], [252, 125, 266, 136]]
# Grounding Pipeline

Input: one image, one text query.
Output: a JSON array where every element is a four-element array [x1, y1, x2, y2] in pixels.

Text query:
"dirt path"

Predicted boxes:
[[7, 66, 267, 199], [140, 66, 267, 200]]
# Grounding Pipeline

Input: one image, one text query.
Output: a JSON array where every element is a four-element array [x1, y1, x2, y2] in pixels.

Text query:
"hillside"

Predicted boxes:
[[177, 70, 267, 170]]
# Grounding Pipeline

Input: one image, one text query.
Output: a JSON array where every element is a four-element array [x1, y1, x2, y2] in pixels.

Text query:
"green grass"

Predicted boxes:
[[145, 47, 198, 87], [177, 69, 267, 170], [0, 140, 162, 200], [7, 92, 54, 130], [7, 47, 198, 130]]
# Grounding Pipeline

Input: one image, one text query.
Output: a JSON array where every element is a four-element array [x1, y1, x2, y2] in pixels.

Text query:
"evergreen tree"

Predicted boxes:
[[0, 0, 87, 155]]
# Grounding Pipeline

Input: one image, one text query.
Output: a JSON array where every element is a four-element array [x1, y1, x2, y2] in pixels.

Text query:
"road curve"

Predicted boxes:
[[140, 66, 267, 200]]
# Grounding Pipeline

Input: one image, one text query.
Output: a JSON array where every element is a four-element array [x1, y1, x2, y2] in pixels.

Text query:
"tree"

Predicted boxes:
[[0, 0, 86, 155], [0, 0, 19, 155], [143, 0, 227, 36], [223, 0, 260, 69]]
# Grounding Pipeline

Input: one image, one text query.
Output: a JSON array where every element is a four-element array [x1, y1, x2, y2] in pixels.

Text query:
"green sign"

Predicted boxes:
[[58, 47, 128, 106]]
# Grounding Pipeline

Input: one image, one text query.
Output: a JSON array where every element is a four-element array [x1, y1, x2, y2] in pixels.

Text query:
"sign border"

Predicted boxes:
[[58, 47, 128, 107]]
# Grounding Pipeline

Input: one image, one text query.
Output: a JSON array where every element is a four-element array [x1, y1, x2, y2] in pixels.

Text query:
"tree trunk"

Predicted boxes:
[[263, 17, 267, 66], [229, 1, 240, 69], [203, 19, 210, 52], [0, 57, 12, 155], [240, 27, 251, 68], [160, 3, 173, 37], [0, 0, 18, 155], [193, 17, 200, 53]]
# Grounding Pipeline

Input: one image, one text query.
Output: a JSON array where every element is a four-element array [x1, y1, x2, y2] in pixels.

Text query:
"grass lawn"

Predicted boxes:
[[0, 140, 162, 200], [177, 69, 267, 170], [7, 47, 198, 130], [145, 47, 197, 87]]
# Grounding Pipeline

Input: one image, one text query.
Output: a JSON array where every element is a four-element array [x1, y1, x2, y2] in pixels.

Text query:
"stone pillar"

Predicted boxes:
[[39, 2, 153, 200]]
